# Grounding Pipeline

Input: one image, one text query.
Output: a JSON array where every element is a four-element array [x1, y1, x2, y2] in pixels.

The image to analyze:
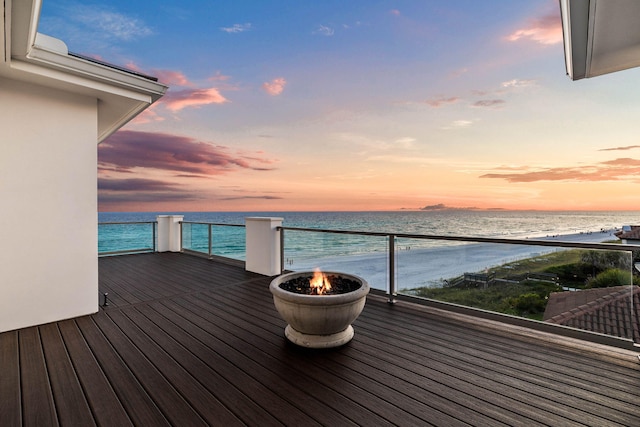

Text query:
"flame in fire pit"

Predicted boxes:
[[309, 268, 332, 295]]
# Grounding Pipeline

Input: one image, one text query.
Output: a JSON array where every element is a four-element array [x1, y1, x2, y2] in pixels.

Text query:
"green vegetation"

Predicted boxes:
[[412, 281, 559, 320], [588, 268, 634, 288], [406, 248, 638, 321]]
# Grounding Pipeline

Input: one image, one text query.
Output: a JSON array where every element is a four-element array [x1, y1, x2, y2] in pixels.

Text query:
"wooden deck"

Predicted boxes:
[[1, 253, 639, 426]]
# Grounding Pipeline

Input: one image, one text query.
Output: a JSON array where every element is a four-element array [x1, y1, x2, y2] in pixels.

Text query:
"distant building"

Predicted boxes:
[[544, 286, 640, 342], [545, 227, 640, 343], [615, 226, 640, 245]]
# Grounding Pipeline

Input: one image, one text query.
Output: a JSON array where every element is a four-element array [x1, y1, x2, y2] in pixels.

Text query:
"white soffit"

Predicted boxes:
[[2, 0, 167, 142], [561, 0, 640, 80]]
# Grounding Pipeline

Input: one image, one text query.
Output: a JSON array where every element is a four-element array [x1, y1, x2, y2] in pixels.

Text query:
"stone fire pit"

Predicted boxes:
[[270, 270, 369, 348]]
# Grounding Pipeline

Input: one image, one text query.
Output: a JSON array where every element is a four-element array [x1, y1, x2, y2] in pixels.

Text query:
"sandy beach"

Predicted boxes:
[[292, 230, 619, 291]]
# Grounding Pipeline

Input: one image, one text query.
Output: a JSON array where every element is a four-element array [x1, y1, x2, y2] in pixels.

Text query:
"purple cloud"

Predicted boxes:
[[472, 99, 505, 108], [98, 178, 179, 192], [97, 177, 205, 210], [99, 130, 276, 176], [599, 145, 640, 152], [220, 195, 284, 201]]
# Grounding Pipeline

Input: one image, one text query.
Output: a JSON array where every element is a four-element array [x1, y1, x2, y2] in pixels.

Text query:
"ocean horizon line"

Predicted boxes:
[[98, 208, 640, 214]]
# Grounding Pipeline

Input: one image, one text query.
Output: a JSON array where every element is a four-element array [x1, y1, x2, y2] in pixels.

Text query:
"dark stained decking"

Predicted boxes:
[[1, 253, 639, 426]]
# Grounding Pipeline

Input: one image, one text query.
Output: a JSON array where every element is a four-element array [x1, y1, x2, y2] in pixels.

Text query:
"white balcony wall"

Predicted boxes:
[[0, 78, 98, 332]]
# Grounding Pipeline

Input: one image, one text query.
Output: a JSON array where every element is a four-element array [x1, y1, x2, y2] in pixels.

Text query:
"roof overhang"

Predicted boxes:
[[1, 0, 167, 142], [560, 0, 640, 80]]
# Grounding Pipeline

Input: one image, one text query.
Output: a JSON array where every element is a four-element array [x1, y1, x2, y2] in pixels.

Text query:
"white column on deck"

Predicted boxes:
[[245, 217, 283, 276], [157, 215, 184, 252]]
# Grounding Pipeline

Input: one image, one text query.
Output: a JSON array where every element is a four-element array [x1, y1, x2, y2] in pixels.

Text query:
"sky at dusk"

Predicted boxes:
[[39, 0, 640, 212]]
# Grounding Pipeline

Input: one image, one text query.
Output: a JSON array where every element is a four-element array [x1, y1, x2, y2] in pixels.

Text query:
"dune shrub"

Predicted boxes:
[[586, 268, 633, 288]]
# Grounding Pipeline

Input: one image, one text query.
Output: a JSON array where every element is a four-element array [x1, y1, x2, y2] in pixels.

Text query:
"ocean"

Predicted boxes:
[[99, 210, 639, 290], [99, 210, 640, 239]]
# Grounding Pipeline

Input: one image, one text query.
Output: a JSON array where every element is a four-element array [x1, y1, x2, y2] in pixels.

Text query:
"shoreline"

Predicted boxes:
[[291, 230, 618, 291]]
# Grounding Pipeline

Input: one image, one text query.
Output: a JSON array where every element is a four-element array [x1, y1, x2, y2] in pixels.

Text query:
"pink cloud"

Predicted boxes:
[[481, 158, 640, 182], [123, 62, 194, 86], [99, 130, 276, 175], [130, 105, 165, 124], [162, 87, 228, 111], [262, 77, 287, 96], [112, 65, 234, 115], [208, 72, 231, 82], [390, 9, 401, 16], [506, 12, 562, 45], [601, 158, 640, 167], [425, 96, 459, 108], [153, 70, 193, 86]]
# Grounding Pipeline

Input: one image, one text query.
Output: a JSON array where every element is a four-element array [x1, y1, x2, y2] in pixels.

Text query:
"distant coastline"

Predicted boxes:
[[419, 203, 495, 211], [399, 203, 501, 211]]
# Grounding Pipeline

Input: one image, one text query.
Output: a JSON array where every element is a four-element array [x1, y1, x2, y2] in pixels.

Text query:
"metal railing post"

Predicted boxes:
[[208, 224, 213, 258], [153, 221, 157, 252], [279, 227, 285, 274], [388, 234, 396, 304]]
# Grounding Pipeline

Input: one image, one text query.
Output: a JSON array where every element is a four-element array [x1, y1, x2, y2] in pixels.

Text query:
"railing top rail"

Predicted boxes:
[[180, 221, 245, 227], [99, 221, 157, 225], [278, 226, 640, 252]]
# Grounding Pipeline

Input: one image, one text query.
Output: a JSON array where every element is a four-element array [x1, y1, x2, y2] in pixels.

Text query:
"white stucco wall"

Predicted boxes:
[[0, 78, 98, 332]]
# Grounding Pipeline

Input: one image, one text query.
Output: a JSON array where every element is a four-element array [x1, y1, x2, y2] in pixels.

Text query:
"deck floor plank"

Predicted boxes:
[[107, 308, 247, 427], [18, 327, 58, 427], [1, 252, 639, 426], [0, 331, 21, 427], [357, 305, 640, 423], [367, 300, 639, 389], [38, 323, 96, 427], [134, 302, 311, 426], [90, 312, 208, 427], [56, 319, 133, 427], [359, 302, 640, 422], [75, 315, 172, 426]]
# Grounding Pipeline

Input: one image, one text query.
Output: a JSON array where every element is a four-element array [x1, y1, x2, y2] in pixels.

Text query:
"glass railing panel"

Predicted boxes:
[[282, 230, 389, 291], [397, 239, 637, 342], [210, 224, 246, 260], [181, 222, 246, 261], [98, 222, 155, 254], [181, 222, 193, 251], [181, 222, 209, 254]]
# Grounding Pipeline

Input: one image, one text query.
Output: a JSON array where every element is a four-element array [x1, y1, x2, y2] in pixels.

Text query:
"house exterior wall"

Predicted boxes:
[[0, 77, 98, 332]]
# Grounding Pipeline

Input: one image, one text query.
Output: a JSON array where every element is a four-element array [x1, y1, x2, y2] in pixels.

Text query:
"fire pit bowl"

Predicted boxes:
[[270, 271, 370, 348]]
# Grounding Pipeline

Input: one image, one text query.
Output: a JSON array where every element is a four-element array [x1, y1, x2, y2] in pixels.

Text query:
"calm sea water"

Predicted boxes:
[[99, 210, 639, 256]]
